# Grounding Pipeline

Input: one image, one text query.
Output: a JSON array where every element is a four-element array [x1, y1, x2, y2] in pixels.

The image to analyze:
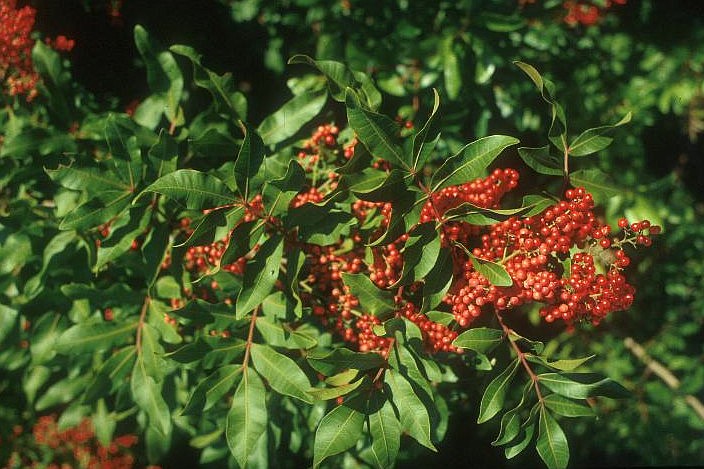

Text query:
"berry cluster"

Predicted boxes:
[[2, 414, 146, 469], [444, 185, 659, 329], [164, 122, 657, 359], [297, 124, 340, 171], [562, 0, 627, 27], [0, 0, 75, 101]]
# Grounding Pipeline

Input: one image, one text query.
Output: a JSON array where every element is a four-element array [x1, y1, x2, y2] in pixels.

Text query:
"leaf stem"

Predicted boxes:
[[135, 296, 151, 352], [242, 306, 260, 371], [494, 310, 545, 405]]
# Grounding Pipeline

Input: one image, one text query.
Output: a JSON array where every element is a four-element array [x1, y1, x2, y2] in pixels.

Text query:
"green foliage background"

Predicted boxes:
[[1, 0, 703, 467]]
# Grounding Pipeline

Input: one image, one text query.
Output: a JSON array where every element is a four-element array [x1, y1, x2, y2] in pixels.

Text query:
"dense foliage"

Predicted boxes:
[[1, 1, 702, 468]]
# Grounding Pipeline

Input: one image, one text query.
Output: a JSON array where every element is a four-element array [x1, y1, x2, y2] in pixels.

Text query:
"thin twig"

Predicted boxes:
[[135, 296, 151, 352], [624, 336, 704, 421], [242, 307, 260, 370], [495, 310, 545, 403]]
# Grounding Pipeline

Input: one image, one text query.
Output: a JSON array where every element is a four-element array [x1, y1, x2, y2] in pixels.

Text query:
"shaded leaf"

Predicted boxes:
[[432, 135, 519, 191], [236, 234, 284, 318], [368, 400, 401, 469], [139, 169, 235, 209], [569, 169, 620, 200], [385, 369, 436, 451], [131, 357, 171, 436], [538, 372, 630, 399], [226, 369, 268, 468], [341, 272, 396, 318], [308, 348, 385, 376], [395, 222, 441, 286], [234, 121, 265, 199], [569, 112, 631, 157], [536, 407, 569, 469], [453, 327, 504, 354], [478, 359, 520, 423], [346, 89, 410, 170], [543, 394, 595, 418], [470, 253, 513, 287], [258, 88, 328, 146], [55, 322, 137, 355], [182, 364, 243, 415], [250, 343, 313, 403], [313, 404, 365, 468]]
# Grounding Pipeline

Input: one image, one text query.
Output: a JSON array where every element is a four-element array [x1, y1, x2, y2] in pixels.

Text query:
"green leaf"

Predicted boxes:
[[182, 364, 243, 415], [412, 89, 441, 169], [307, 378, 365, 401], [0, 304, 19, 345], [250, 343, 313, 403], [525, 354, 595, 371], [189, 128, 237, 159], [46, 162, 130, 192], [139, 169, 235, 209], [420, 247, 453, 313], [84, 347, 136, 403], [543, 394, 595, 418], [425, 311, 455, 326], [452, 327, 504, 354], [569, 112, 631, 157], [346, 89, 410, 170], [538, 373, 630, 399], [514, 62, 567, 151], [236, 234, 283, 318], [569, 169, 620, 200], [263, 160, 307, 217], [517, 146, 563, 176], [520, 194, 554, 217], [394, 222, 441, 286], [504, 402, 539, 459], [387, 341, 433, 398], [505, 420, 535, 459], [313, 404, 365, 468], [341, 272, 396, 318], [536, 407, 569, 469], [170, 45, 246, 120], [492, 405, 523, 447], [288, 55, 379, 108], [234, 121, 266, 199], [349, 169, 410, 203], [226, 369, 268, 468], [478, 12, 526, 32], [141, 223, 171, 289], [258, 89, 328, 146], [131, 356, 172, 437], [173, 208, 233, 249], [105, 114, 143, 187], [134, 25, 183, 123], [432, 135, 519, 191], [95, 204, 151, 270], [443, 201, 543, 225], [59, 193, 132, 231], [35, 375, 91, 411], [255, 314, 317, 349], [443, 37, 462, 100], [369, 400, 401, 469], [470, 253, 513, 287], [478, 359, 520, 423], [492, 381, 532, 446], [385, 369, 436, 451], [509, 331, 545, 355], [308, 348, 386, 376], [55, 322, 138, 355], [147, 129, 179, 179]]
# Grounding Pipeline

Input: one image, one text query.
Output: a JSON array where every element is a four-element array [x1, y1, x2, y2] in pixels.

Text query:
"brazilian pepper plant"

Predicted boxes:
[[0, 20, 661, 469]]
